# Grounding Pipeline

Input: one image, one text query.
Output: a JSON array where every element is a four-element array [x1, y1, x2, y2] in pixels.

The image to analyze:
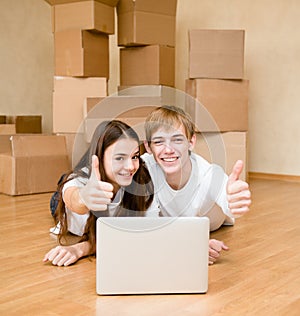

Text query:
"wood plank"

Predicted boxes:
[[1, 178, 300, 315]]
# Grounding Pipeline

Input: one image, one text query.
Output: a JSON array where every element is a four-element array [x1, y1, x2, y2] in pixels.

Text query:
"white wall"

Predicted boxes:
[[0, 0, 54, 133]]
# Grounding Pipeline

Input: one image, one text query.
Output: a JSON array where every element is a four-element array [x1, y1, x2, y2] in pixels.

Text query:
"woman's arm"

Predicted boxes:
[[64, 155, 113, 214], [63, 186, 89, 215], [43, 241, 93, 267]]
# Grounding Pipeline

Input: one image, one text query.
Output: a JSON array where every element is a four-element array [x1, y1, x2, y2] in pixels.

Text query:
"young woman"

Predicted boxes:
[[43, 120, 157, 267]]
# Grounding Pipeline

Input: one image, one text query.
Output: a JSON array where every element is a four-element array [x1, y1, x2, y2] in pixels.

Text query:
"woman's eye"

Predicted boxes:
[[132, 155, 139, 160], [115, 157, 124, 161]]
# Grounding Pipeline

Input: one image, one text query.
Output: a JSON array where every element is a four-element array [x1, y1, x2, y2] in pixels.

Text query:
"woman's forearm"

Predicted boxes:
[[63, 187, 89, 214]]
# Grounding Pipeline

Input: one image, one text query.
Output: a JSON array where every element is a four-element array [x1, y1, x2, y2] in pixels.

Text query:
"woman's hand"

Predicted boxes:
[[43, 241, 92, 267], [78, 155, 114, 211]]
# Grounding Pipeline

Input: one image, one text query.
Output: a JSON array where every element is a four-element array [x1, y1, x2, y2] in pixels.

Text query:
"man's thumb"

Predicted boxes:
[[90, 155, 101, 181], [228, 160, 243, 185]]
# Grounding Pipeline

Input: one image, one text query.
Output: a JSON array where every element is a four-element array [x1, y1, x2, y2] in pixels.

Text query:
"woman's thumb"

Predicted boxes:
[[90, 155, 101, 181]]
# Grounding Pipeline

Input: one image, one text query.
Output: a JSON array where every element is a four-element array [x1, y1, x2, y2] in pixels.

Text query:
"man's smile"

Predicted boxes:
[[161, 157, 179, 162]]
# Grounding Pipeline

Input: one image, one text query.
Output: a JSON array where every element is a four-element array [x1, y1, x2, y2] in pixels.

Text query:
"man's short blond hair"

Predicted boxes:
[[145, 105, 195, 143]]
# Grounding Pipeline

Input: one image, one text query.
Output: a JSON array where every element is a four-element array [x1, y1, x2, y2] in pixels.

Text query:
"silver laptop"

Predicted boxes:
[[96, 217, 209, 295]]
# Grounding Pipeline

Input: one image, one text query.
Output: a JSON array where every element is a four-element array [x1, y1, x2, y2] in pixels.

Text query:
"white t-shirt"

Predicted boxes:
[[62, 171, 159, 236], [142, 152, 235, 231]]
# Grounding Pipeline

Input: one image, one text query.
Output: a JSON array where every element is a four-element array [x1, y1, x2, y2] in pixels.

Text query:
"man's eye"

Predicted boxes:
[[174, 138, 184, 143], [153, 140, 163, 145], [115, 157, 124, 161]]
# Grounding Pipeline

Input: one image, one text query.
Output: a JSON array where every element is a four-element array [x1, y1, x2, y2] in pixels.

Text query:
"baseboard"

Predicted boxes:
[[249, 172, 300, 183]]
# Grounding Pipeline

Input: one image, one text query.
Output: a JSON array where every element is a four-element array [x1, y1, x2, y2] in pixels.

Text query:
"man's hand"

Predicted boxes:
[[79, 155, 114, 211], [209, 239, 229, 265], [227, 160, 251, 216]]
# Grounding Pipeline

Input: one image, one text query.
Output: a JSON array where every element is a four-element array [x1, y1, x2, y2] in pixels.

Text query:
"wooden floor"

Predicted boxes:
[[1, 178, 300, 315]]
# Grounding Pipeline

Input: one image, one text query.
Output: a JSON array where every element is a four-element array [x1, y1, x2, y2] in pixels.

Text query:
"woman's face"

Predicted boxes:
[[103, 137, 140, 189]]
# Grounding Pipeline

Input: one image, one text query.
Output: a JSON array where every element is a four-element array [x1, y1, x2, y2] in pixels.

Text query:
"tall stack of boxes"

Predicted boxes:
[[93, 0, 177, 141], [186, 29, 249, 180], [117, 0, 177, 88], [46, 0, 119, 166]]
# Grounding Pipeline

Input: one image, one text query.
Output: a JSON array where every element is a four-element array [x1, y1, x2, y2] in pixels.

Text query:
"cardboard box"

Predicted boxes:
[[83, 97, 105, 117], [185, 79, 248, 132], [118, 12, 176, 47], [45, 0, 119, 6], [193, 132, 248, 181], [117, 0, 177, 15], [0, 135, 69, 195], [53, 1, 115, 34], [0, 116, 6, 124], [117, 85, 177, 104], [120, 45, 175, 86], [7, 116, 42, 133], [55, 29, 109, 77], [189, 29, 245, 79], [115, 104, 157, 137], [0, 124, 16, 135], [83, 96, 164, 142], [83, 86, 186, 143], [117, 0, 177, 46], [53, 76, 107, 133], [56, 133, 77, 168]]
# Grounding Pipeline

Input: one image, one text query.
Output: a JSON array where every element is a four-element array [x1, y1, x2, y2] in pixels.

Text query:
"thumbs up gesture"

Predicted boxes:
[[78, 155, 114, 211], [226, 160, 251, 216]]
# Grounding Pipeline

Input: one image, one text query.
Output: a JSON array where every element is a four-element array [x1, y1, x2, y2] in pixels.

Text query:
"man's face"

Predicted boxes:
[[145, 124, 196, 176]]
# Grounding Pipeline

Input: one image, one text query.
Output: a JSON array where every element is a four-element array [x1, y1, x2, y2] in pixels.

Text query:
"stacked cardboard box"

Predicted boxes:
[[6, 116, 42, 133], [0, 115, 42, 135], [53, 77, 107, 167], [52, 0, 117, 77], [84, 92, 174, 142], [185, 29, 249, 180], [48, 0, 116, 134], [117, 0, 177, 87], [45, 0, 117, 167]]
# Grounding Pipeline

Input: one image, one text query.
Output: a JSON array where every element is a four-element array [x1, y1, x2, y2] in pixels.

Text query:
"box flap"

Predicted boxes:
[[10, 135, 67, 157]]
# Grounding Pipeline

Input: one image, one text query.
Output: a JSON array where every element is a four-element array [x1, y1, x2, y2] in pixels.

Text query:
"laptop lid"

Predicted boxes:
[[96, 217, 209, 295]]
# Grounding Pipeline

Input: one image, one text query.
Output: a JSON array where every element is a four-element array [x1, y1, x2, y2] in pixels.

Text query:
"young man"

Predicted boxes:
[[142, 105, 251, 264]]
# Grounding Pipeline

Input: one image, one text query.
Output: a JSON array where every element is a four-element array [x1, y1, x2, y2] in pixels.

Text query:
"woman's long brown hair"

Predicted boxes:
[[54, 120, 154, 253]]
